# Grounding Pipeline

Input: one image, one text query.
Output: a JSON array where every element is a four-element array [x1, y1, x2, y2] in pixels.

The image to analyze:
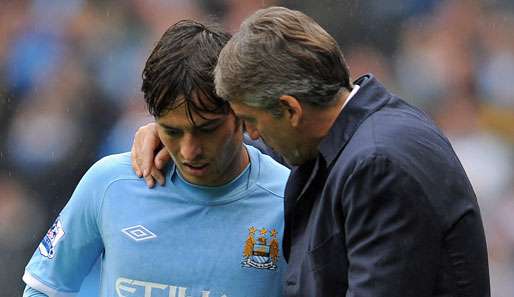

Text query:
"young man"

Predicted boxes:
[[133, 7, 490, 297], [22, 20, 289, 297]]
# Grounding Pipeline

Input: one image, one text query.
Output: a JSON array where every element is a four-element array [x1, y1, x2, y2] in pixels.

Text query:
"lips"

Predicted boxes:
[[182, 163, 209, 176], [184, 163, 208, 169]]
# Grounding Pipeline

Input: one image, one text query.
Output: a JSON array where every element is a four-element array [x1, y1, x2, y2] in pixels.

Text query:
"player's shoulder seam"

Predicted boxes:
[[247, 145, 288, 199], [95, 152, 133, 168], [254, 183, 285, 200], [90, 153, 138, 180], [95, 173, 144, 233]]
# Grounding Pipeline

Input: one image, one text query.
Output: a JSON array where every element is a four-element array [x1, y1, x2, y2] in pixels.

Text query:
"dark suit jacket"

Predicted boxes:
[[281, 74, 490, 297]]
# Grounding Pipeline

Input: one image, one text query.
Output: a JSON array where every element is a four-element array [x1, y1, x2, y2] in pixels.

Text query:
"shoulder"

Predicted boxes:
[[341, 98, 453, 171], [80, 152, 139, 190], [247, 145, 290, 199], [367, 97, 449, 148], [69, 152, 143, 218]]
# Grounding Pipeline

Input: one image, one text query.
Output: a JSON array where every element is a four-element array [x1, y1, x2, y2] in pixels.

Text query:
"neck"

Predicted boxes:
[[239, 145, 250, 172], [221, 145, 249, 185], [302, 89, 351, 150]]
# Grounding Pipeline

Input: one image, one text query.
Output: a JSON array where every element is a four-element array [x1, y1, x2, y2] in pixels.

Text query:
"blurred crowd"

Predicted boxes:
[[0, 0, 513, 295]]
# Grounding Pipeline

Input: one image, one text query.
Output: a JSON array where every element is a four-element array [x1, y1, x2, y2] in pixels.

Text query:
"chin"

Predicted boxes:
[[283, 155, 304, 167], [284, 149, 317, 166]]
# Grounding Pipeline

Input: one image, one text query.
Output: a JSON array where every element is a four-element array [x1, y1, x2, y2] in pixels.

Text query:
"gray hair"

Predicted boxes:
[[214, 6, 351, 117]]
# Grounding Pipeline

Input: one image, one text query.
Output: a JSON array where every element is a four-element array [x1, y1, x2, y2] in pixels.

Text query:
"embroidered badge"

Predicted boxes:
[[242, 226, 279, 270], [39, 217, 65, 259]]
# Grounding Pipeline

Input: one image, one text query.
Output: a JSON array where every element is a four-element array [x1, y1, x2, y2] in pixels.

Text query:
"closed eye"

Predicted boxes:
[[197, 124, 220, 133], [164, 127, 183, 137]]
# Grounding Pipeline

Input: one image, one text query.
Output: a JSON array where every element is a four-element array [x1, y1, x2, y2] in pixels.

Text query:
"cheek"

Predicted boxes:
[[258, 126, 277, 146], [215, 131, 242, 161], [261, 125, 291, 153], [219, 130, 240, 153]]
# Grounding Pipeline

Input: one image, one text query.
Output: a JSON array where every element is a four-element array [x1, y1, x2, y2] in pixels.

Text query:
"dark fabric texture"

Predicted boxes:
[[281, 74, 490, 297]]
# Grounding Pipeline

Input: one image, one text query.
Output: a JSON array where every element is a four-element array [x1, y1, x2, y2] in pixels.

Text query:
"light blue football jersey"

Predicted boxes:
[[23, 145, 289, 297]]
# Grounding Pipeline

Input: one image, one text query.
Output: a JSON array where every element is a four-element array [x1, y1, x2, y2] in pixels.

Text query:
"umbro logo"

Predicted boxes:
[[121, 225, 157, 241]]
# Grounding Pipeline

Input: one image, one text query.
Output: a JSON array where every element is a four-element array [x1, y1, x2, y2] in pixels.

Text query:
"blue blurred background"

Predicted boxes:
[[1, 0, 513, 296]]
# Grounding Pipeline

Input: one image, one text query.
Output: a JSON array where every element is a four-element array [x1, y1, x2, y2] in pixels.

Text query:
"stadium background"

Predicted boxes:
[[0, 0, 513, 295]]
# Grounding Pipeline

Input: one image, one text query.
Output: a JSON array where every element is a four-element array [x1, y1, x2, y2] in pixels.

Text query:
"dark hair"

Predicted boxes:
[[142, 20, 231, 124], [215, 7, 351, 116]]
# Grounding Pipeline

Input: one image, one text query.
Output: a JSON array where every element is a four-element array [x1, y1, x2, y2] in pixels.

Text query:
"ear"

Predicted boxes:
[[279, 95, 303, 128]]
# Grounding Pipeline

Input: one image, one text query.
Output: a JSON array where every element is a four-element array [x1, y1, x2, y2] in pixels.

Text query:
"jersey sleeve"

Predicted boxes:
[[22, 158, 111, 296], [23, 285, 49, 297]]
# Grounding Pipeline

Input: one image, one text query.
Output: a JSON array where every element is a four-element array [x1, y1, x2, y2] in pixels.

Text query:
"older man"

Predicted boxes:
[[133, 7, 490, 297]]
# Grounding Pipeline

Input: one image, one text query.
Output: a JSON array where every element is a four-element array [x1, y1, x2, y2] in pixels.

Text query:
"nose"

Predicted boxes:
[[180, 133, 203, 161], [244, 122, 261, 140]]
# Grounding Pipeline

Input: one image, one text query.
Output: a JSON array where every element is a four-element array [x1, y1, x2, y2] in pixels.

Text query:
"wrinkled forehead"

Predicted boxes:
[[228, 100, 262, 120]]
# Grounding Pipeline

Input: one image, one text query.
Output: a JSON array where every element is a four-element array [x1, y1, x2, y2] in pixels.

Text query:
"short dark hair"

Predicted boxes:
[[215, 7, 352, 116], [142, 20, 231, 124]]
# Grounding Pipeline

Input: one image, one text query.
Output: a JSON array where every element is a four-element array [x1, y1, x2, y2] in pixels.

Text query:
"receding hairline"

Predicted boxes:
[[214, 6, 352, 115]]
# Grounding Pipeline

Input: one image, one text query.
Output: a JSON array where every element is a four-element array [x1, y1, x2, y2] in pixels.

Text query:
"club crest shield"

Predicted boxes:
[[242, 226, 279, 270], [39, 217, 65, 259]]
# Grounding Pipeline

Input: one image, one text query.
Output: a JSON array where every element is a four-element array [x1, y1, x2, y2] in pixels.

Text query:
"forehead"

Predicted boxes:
[[229, 101, 261, 119], [157, 101, 227, 128]]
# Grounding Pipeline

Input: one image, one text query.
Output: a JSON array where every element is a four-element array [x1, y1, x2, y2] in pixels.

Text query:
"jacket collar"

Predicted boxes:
[[318, 74, 392, 167]]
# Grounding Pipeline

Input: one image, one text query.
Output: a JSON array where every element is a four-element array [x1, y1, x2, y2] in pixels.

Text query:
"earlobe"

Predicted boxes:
[[279, 95, 303, 128]]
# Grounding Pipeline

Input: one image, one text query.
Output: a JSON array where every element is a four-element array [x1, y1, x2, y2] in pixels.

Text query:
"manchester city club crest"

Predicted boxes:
[[241, 226, 279, 270], [39, 217, 65, 259]]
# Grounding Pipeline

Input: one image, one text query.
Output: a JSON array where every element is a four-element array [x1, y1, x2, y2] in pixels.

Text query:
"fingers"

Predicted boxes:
[[150, 147, 169, 186], [132, 131, 157, 188], [142, 162, 165, 189], [144, 173, 156, 188], [131, 124, 152, 177], [155, 147, 170, 170], [131, 143, 142, 178], [140, 124, 161, 177], [151, 167, 166, 186], [130, 123, 172, 188], [130, 122, 168, 188]]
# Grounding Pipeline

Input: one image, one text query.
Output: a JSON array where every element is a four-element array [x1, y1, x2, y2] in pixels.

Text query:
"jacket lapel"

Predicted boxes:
[[283, 157, 318, 260]]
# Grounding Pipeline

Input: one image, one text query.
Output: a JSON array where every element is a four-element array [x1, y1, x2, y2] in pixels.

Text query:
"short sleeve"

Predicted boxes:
[[23, 160, 109, 296]]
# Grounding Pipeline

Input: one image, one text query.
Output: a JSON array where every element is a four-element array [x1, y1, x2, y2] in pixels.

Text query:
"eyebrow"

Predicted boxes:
[[196, 118, 224, 129]]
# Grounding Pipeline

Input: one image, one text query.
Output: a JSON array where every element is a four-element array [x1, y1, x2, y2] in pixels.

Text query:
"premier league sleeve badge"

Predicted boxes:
[[38, 217, 65, 259]]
